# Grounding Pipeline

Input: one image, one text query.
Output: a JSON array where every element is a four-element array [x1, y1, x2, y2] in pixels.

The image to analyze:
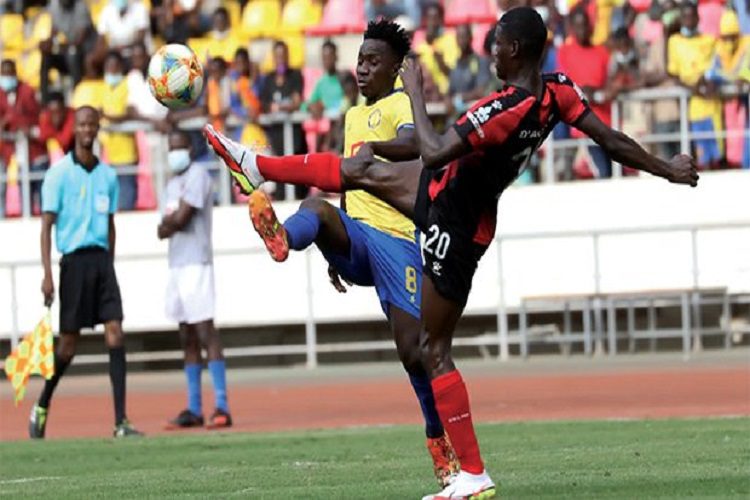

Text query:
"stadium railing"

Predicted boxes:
[[2, 218, 748, 368], [1, 86, 747, 218]]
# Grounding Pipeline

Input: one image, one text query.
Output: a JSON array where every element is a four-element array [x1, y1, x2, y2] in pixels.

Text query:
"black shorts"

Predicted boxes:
[[415, 170, 488, 306], [59, 247, 123, 332]]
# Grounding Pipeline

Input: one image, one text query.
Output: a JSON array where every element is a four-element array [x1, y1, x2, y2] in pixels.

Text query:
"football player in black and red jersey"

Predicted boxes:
[[204, 7, 697, 498]]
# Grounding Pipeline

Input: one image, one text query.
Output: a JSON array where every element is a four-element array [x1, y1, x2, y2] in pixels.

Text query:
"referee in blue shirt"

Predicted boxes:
[[29, 106, 142, 439]]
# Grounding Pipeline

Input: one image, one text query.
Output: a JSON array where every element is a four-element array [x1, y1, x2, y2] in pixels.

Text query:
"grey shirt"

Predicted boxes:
[[49, 0, 93, 43], [165, 163, 214, 268], [448, 54, 491, 96]]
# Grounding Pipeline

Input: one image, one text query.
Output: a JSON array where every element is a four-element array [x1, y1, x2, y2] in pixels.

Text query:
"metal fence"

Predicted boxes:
[[1, 86, 748, 217], [2, 219, 748, 367]]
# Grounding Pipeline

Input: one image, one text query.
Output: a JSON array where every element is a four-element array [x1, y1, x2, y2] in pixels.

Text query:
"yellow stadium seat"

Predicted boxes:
[[240, 0, 281, 39], [26, 12, 52, 50], [0, 14, 25, 53], [222, 0, 242, 31], [279, 0, 322, 35], [89, 0, 107, 27], [17, 50, 44, 89]]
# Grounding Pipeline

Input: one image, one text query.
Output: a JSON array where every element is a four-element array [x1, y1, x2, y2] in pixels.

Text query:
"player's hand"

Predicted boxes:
[[328, 265, 352, 293], [399, 57, 423, 97], [355, 142, 375, 162], [667, 154, 699, 187], [41, 274, 54, 307]]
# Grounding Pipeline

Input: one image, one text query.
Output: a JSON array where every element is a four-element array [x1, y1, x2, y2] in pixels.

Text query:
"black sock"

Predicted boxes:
[[109, 347, 127, 425], [38, 353, 72, 409]]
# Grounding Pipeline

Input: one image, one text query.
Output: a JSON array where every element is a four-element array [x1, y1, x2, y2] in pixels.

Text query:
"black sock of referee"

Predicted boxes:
[[38, 353, 72, 409], [108, 347, 127, 425]]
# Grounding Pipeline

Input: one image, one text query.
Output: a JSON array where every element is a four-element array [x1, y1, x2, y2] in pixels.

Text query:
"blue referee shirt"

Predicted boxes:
[[41, 152, 119, 255]]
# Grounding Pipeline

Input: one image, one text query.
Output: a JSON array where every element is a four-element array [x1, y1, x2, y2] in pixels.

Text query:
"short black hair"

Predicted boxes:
[[680, 1, 698, 14], [1, 58, 16, 70], [423, 1, 444, 19], [46, 91, 65, 105], [75, 105, 100, 119], [214, 6, 229, 18], [104, 50, 125, 67], [498, 7, 547, 62], [322, 39, 337, 52], [611, 26, 631, 41], [210, 56, 228, 69], [273, 40, 288, 51], [234, 47, 249, 60], [363, 19, 411, 62]]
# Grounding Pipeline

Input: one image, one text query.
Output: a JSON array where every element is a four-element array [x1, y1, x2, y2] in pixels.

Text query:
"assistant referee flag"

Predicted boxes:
[[4, 311, 54, 405]]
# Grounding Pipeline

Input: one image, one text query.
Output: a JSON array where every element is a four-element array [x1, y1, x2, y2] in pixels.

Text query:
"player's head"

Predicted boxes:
[[358, 19, 411, 102], [322, 40, 338, 75], [569, 7, 592, 46], [168, 130, 193, 173], [680, 1, 699, 33], [493, 7, 548, 80], [74, 106, 100, 150]]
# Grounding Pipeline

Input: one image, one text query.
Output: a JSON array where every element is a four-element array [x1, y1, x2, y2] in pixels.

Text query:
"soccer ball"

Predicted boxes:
[[147, 44, 204, 109]]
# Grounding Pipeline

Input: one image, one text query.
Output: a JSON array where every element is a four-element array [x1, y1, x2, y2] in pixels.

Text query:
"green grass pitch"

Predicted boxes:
[[1, 418, 748, 498]]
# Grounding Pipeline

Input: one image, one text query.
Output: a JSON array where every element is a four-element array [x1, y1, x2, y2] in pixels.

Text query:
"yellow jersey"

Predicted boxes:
[[667, 33, 721, 121], [344, 90, 415, 242], [101, 79, 138, 166]]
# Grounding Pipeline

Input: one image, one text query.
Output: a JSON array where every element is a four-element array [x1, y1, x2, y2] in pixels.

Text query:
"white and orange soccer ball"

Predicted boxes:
[[147, 44, 204, 109]]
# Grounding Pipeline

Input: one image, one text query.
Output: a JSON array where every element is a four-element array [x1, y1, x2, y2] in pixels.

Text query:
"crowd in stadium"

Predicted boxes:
[[0, 0, 748, 216]]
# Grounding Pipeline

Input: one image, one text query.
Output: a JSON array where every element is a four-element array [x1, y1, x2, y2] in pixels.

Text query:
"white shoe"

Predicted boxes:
[[203, 124, 265, 194], [421, 470, 496, 500]]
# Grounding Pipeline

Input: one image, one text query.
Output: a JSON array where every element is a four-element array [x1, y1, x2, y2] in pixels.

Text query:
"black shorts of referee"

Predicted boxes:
[[59, 246, 123, 333]]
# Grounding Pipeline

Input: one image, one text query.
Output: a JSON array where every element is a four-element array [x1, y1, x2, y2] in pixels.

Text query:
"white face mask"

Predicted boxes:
[[104, 73, 123, 87], [168, 149, 191, 173]]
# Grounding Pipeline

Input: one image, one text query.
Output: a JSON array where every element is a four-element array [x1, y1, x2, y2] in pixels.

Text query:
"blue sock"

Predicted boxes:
[[283, 208, 320, 250], [409, 373, 444, 438], [208, 360, 229, 412], [184, 363, 202, 416]]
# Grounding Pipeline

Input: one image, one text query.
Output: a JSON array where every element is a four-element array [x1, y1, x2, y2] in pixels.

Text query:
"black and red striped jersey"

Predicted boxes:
[[425, 72, 591, 246]]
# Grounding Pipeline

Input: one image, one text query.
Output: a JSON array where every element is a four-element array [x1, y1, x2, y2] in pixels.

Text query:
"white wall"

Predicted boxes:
[[1, 171, 749, 337]]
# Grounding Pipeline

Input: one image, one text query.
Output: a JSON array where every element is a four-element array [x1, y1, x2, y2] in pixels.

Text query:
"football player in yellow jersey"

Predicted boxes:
[[205, 20, 459, 488]]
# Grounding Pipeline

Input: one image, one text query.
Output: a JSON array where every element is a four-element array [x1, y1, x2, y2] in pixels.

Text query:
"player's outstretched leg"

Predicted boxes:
[[248, 191, 351, 262], [29, 333, 77, 439], [390, 306, 459, 488], [420, 277, 495, 500], [204, 125, 422, 220]]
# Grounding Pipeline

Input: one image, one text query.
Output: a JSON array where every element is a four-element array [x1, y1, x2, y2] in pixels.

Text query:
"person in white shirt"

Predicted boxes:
[[97, 0, 151, 56]]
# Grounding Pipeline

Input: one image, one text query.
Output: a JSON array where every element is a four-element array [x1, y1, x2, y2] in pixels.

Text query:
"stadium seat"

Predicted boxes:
[[26, 11, 52, 51], [698, 1, 724, 37], [307, 0, 365, 36], [0, 14, 25, 55], [444, 0, 496, 26], [279, 0, 323, 35], [240, 0, 281, 39]]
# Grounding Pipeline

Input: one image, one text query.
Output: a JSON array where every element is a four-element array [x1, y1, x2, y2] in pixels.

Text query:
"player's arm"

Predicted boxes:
[[158, 200, 196, 239], [575, 110, 698, 186], [40, 212, 56, 306], [400, 58, 469, 169], [368, 126, 419, 161]]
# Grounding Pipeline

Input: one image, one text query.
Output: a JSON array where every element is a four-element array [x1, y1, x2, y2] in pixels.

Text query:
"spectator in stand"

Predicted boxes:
[[100, 51, 139, 210], [306, 40, 345, 152], [190, 7, 241, 64], [259, 40, 307, 199], [97, 0, 151, 56], [558, 7, 614, 178], [206, 56, 260, 138], [667, 1, 722, 169], [446, 25, 491, 119], [127, 42, 169, 128], [40, 0, 99, 104], [641, 0, 682, 160], [39, 91, 75, 165], [330, 71, 360, 154], [415, 2, 459, 100], [710, 9, 750, 168], [0, 59, 47, 218], [71, 56, 106, 110], [228, 49, 263, 131], [154, 0, 205, 45], [365, 0, 422, 30]]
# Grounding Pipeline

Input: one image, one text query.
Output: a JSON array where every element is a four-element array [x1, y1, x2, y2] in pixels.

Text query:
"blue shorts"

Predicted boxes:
[[690, 118, 722, 165], [322, 208, 421, 319]]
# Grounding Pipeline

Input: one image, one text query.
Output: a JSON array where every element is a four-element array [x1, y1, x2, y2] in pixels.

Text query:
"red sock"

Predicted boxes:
[[431, 370, 485, 474], [256, 153, 342, 192]]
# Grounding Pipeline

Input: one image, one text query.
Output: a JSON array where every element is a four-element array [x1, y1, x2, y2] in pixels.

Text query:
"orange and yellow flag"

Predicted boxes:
[[3, 312, 54, 405]]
